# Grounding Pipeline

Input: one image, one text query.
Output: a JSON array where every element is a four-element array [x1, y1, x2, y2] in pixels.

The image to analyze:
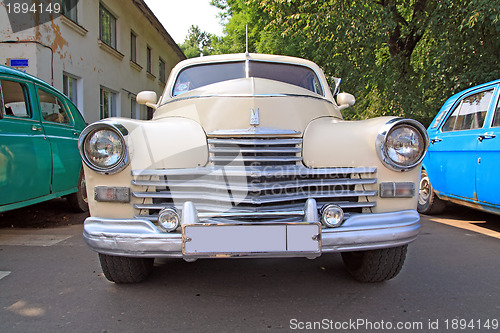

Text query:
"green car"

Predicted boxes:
[[0, 65, 88, 213]]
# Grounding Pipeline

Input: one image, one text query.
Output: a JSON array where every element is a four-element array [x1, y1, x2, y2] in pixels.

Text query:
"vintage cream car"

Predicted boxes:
[[79, 53, 428, 283]]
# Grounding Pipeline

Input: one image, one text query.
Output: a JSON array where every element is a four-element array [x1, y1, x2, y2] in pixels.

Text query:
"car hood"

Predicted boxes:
[[154, 78, 341, 135]]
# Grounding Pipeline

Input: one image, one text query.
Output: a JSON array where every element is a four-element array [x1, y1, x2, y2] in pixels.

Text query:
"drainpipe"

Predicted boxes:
[[0, 40, 54, 85]]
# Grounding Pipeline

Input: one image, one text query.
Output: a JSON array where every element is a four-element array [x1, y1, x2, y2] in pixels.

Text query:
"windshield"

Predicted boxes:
[[173, 61, 324, 97]]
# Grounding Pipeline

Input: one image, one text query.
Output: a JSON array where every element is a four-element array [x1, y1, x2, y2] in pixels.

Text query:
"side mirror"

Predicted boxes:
[[136, 91, 158, 110], [336, 92, 355, 111]]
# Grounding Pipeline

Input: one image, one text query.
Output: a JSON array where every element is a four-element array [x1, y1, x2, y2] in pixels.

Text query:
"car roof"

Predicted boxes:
[[173, 53, 323, 71], [429, 78, 500, 130], [444, 78, 500, 108], [0, 65, 57, 92]]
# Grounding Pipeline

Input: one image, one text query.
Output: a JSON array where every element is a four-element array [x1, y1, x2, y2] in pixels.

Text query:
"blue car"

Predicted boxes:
[[418, 79, 500, 215]]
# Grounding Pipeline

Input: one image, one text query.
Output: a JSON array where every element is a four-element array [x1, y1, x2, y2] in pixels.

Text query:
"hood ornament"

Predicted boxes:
[[250, 108, 259, 126]]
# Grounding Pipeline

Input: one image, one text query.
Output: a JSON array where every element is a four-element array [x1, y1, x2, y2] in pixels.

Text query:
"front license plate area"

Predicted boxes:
[[182, 223, 321, 258]]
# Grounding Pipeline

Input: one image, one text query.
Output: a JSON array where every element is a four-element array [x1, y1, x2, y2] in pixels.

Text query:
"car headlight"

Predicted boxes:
[[376, 119, 429, 171], [79, 123, 129, 174]]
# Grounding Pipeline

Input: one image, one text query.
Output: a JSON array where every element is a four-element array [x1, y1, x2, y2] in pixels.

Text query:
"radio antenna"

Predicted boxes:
[[245, 25, 249, 56]]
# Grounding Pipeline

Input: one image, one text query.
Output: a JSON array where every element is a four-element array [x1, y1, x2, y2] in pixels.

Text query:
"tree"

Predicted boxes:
[[179, 25, 215, 58], [210, 0, 500, 126]]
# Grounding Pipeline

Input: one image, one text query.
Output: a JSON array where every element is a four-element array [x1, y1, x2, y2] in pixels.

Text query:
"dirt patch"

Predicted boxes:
[[0, 198, 89, 229]]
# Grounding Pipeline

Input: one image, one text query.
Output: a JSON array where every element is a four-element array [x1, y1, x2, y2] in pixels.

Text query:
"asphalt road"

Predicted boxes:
[[0, 200, 499, 332]]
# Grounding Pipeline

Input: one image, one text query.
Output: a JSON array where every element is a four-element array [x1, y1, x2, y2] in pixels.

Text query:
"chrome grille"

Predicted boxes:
[[208, 137, 302, 166], [132, 165, 377, 223]]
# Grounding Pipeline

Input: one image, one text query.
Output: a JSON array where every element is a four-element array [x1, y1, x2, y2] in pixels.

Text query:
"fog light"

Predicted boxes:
[[158, 208, 180, 232], [321, 204, 344, 228]]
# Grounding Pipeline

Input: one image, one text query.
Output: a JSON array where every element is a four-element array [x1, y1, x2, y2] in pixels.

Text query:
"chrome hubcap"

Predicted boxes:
[[418, 176, 430, 205]]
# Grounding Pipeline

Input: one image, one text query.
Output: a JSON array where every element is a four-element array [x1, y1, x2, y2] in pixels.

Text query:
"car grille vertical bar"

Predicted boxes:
[[208, 137, 303, 166]]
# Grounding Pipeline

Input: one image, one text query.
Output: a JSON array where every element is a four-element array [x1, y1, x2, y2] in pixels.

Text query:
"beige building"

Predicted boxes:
[[0, 0, 186, 123]]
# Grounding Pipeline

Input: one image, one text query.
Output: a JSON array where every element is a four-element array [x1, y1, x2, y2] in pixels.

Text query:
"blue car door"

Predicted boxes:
[[475, 86, 500, 206], [428, 88, 495, 201]]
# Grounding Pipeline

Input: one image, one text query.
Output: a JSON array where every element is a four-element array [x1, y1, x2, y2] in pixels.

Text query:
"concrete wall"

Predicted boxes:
[[0, 0, 185, 123]]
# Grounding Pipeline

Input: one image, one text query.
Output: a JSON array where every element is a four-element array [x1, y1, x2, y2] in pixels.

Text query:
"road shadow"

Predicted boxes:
[[0, 198, 89, 229], [424, 203, 500, 233]]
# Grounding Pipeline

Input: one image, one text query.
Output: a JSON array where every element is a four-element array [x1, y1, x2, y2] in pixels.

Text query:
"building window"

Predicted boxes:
[[147, 106, 154, 120], [146, 46, 152, 73], [99, 4, 116, 49], [63, 73, 78, 106], [62, 0, 78, 22], [100, 87, 116, 119], [130, 31, 137, 63], [159, 58, 166, 83], [130, 96, 138, 119]]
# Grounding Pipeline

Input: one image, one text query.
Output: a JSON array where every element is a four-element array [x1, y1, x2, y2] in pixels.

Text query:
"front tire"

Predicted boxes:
[[418, 169, 446, 215], [341, 245, 407, 282], [99, 254, 154, 283], [66, 171, 89, 212]]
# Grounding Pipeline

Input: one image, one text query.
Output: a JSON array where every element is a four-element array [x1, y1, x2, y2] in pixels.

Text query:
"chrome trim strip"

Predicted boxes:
[[208, 138, 302, 145], [209, 147, 302, 154], [208, 128, 301, 137], [131, 166, 377, 177], [132, 190, 378, 204], [134, 201, 376, 212], [209, 156, 302, 163], [132, 177, 377, 191]]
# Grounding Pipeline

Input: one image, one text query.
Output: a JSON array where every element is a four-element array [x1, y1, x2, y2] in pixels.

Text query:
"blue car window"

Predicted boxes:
[[0, 80, 30, 118], [492, 98, 500, 127], [442, 89, 493, 132]]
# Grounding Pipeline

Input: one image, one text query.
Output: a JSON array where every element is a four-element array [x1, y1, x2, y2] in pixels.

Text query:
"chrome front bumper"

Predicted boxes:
[[83, 202, 420, 259]]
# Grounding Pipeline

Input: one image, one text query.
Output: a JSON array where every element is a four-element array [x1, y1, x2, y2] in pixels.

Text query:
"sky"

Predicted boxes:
[[143, 0, 225, 44]]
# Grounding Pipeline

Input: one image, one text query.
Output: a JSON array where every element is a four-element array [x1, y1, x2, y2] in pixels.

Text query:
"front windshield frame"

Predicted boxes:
[[169, 59, 326, 99]]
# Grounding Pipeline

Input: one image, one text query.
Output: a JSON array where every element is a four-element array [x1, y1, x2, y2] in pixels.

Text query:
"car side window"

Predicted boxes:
[[442, 89, 493, 132], [492, 97, 500, 127], [38, 89, 71, 124], [0, 79, 30, 118]]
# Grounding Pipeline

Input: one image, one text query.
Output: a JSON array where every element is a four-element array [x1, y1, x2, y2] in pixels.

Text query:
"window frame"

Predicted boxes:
[[38, 88, 73, 126], [61, 0, 78, 23], [159, 58, 166, 83], [130, 96, 138, 119], [100, 86, 117, 119], [130, 31, 137, 63], [440, 88, 494, 133], [99, 3, 117, 49], [490, 91, 500, 128], [62, 72, 78, 107], [0, 78, 32, 119], [146, 46, 152, 73]]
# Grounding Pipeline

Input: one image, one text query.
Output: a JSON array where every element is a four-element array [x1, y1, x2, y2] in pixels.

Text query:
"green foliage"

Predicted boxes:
[[178, 25, 216, 58], [208, 0, 500, 126]]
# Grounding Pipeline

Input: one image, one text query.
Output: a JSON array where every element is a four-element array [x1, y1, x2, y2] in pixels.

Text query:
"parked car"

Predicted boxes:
[[418, 79, 500, 215], [0, 65, 88, 213], [79, 53, 429, 283]]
